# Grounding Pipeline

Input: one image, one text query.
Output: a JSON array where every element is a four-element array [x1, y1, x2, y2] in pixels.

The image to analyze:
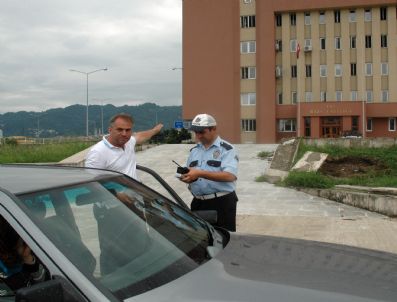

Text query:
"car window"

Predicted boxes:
[[0, 215, 48, 300], [18, 175, 210, 300]]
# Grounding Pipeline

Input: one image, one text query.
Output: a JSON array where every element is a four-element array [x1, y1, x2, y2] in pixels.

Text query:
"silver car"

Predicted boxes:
[[0, 164, 396, 302]]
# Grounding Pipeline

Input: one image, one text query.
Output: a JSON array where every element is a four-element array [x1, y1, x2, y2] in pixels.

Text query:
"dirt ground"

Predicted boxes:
[[319, 156, 387, 177]]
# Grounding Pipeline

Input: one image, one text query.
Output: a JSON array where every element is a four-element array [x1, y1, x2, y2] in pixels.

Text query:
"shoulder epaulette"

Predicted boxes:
[[190, 145, 199, 152], [220, 141, 233, 150]]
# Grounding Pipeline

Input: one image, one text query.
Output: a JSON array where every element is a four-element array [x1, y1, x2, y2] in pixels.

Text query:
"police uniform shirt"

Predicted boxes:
[[85, 135, 138, 179], [186, 136, 238, 196]]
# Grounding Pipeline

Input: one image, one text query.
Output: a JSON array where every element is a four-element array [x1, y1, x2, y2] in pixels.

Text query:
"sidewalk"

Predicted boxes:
[[136, 144, 397, 254]]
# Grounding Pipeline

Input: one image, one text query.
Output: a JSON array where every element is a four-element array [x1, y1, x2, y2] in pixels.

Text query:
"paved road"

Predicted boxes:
[[136, 144, 397, 254]]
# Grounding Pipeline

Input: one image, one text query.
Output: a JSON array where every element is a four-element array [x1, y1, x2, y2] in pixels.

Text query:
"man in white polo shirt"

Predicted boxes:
[[85, 113, 163, 179]]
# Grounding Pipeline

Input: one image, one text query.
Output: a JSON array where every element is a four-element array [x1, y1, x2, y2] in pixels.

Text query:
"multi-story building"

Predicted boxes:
[[182, 0, 397, 143]]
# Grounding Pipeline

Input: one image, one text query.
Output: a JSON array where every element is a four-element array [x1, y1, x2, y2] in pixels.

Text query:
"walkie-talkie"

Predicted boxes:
[[172, 160, 189, 178]]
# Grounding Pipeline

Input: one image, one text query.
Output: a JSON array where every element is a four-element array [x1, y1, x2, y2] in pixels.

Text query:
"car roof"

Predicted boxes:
[[0, 164, 120, 195]]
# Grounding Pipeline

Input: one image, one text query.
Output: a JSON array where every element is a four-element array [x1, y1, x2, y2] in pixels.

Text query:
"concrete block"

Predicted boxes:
[[291, 151, 328, 172]]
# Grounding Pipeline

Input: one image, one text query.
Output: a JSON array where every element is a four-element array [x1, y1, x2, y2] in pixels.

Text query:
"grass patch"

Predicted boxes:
[[284, 171, 334, 189], [0, 142, 96, 163], [255, 175, 267, 182], [257, 151, 273, 159], [287, 142, 397, 188]]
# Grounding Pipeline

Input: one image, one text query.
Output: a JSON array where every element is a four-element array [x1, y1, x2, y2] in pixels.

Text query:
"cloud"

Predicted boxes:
[[0, 0, 182, 113]]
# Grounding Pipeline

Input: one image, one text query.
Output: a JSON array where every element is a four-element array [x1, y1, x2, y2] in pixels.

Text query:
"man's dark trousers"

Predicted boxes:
[[191, 191, 238, 232]]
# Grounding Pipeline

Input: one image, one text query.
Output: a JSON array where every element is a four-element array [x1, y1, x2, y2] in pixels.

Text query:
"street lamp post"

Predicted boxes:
[[171, 67, 183, 127], [101, 101, 104, 135], [70, 68, 108, 137], [93, 98, 111, 135]]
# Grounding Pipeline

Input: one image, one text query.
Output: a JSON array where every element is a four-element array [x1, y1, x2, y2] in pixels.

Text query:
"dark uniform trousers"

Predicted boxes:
[[191, 191, 238, 232]]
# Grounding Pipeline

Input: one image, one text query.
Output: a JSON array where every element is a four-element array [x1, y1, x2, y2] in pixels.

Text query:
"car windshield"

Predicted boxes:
[[17, 175, 211, 300]]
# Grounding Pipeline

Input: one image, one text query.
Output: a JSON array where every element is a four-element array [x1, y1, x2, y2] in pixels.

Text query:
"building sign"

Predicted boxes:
[[308, 104, 354, 116]]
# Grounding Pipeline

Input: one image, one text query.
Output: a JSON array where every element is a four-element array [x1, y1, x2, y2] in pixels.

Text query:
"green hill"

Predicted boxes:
[[0, 103, 182, 137]]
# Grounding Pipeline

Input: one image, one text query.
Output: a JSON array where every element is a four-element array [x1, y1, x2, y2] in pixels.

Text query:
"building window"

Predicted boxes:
[[381, 90, 389, 102], [275, 65, 282, 78], [365, 63, 372, 76], [336, 91, 342, 101], [241, 93, 256, 105], [275, 40, 282, 52], [306, 64, 312, 77], [352, 116, 359, 131], [381, 62, 389, 75], [351, 91, 358, 101], [241, 119, 256, 132], [304, 117, 311, 137], [320, 91, 327, 102], [319, 11, 325, 24], [364, 9, 372, 22], [291, 65, 297, 78], [381, 35, 388, 48], [365, 35, 372, 48], [241, 15, 256, 28], [334, 10, 341, 23], [320, 37, 326, 50], [351, 63, 357, 76], [350, 36, 356, 49], [335, 37, 341, 50], [320, 65, 327, 77], [275, 14, 282, 27], [366, 118, 373, 131], [243, 0, 252, 3], [292, 91, 297, 104], [389, 118, 396, 131], [277, 92, 283, 104], [366, 90, 373, 102], [380, 7, 387, 20], [304, 39, 312, 48], [241, 67, 256, 79], [335, 64, 342, 77], [241, 41, 256, 53], [278, 119, 296, 132], [349, 10, 356, 22], [290, 39, 297, 52], [304, 12, 311, 25], [305, 91, 312, 102], [290, 13, 296, 26]]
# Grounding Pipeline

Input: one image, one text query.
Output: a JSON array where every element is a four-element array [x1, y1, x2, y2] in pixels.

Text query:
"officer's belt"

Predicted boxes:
[[194, 191, 231, 200]]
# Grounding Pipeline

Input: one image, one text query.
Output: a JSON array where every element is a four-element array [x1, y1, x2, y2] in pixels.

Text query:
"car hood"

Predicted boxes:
[[127, 233, 397, 302]]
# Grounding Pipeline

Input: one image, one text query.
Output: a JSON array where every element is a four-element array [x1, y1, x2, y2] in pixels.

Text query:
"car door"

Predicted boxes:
[[0, 191, 111, 302]]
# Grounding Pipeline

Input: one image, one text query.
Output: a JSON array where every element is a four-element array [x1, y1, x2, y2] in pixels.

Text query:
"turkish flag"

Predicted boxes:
[[296, 43, 301, 59]]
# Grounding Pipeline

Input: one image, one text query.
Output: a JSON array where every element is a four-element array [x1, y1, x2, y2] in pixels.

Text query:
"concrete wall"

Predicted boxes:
[[300, 186, 397, 217], [303, 137, 397, 147]]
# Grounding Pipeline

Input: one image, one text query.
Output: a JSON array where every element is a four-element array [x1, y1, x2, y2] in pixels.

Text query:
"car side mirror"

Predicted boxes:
[[15, 278, 84, 302]]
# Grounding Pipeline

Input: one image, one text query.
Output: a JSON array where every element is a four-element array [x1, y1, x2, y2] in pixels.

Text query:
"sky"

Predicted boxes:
[[0, 0, 182, 113]]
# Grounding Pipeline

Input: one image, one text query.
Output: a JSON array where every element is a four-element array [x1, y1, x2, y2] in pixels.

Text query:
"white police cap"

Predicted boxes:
[[190, 113, 217, 131]]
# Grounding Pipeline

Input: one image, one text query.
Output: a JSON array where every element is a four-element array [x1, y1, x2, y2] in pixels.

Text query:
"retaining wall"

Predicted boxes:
[[298, 185, 397, 217]]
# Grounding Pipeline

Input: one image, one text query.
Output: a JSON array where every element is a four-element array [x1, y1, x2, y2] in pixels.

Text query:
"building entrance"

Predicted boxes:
[[321, 117, 341, 138]]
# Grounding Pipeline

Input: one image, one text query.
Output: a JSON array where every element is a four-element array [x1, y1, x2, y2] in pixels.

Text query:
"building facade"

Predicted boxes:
[[182, 0, 397, 143]]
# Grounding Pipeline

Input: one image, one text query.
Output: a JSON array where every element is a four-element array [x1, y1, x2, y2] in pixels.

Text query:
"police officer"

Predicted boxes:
[[179, 113, 239, 232]]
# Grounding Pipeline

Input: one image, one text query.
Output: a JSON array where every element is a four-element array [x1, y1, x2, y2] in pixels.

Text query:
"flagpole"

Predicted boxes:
[[296, 42, 301, 138]]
